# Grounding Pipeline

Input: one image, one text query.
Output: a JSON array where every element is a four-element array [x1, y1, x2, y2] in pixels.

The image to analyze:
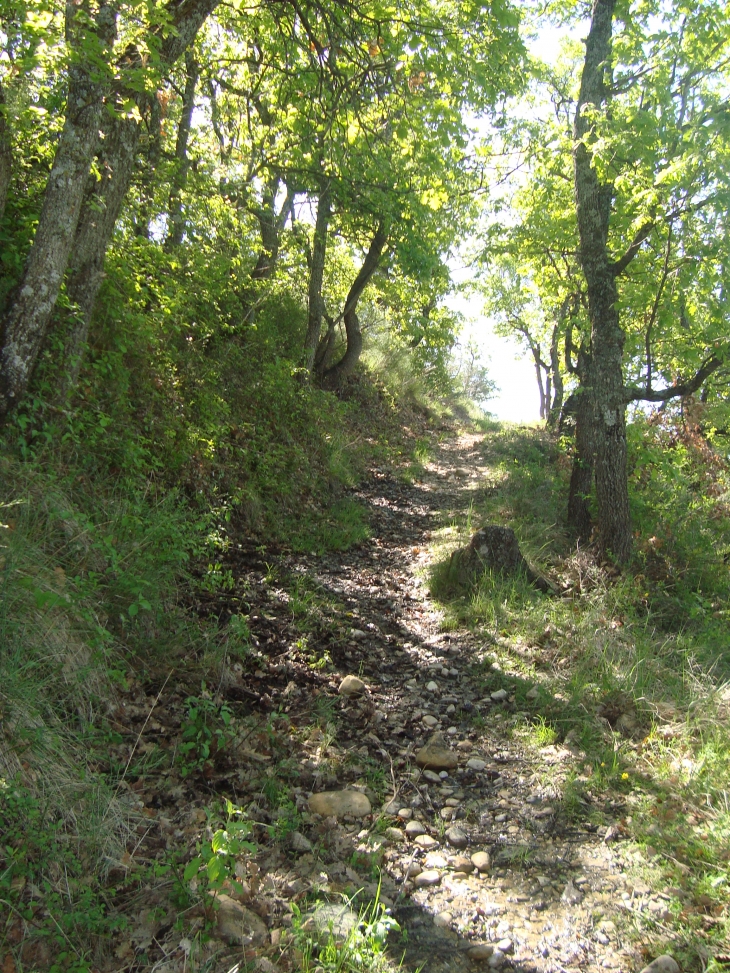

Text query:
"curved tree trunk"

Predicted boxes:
[[566, 390, 595, 543], [59, 0, 218, 395], [320, 220, 389, 391], [303, 179, 332, 373], [546, 323, 563, 429], [0, 0, 118, 421], [572, 0, 632, 563]]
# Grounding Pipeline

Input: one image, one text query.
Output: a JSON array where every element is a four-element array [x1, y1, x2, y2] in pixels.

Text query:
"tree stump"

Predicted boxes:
[[448, 525, 550, 592]]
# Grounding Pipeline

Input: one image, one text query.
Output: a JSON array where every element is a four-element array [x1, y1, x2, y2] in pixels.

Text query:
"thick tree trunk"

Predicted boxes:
[[320, 220, 388, 391], [0, 81, 11, 224], [303, 180, 332, 373], [572, 0, 632, 563], [566, 391, 595, 543], [0, 0, 118, 421], [166, 52, 199, 249]]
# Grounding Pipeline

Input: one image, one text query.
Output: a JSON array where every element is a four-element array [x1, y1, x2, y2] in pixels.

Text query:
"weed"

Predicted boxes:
[[184, 798, 256, 901], [178, 688, 235, 777]]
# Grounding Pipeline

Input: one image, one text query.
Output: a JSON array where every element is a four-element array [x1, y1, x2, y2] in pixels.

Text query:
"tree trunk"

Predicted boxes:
[[572, 0, 632, 563], [546, 324, 563, 428], [166, 52, 199, 249], [0, 0, 118, 422], [320, 220, 389, 391], [61, 113, 140, 392], [0, 80, 11, 224], [134, 95, 162, 239], [303, 180, 332, 373], [59, 0, 218, 394]]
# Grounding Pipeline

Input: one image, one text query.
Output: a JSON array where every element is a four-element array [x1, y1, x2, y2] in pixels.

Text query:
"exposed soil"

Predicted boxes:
[[94, 430, 666, 973]]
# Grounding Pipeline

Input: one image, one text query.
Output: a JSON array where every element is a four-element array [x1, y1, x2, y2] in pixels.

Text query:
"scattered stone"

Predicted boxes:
[[216, 895, 268, 946], [422, 715, 439, 728], [561, 880, 584, 905], [397, 808, 413, 821], [349, 629, 367, 640], [439, 807, 454, 821], [467, 944, 494, 961], [289, 831, 313, 852], [304, 903, 360, 943], [405, 820, 426, 838], [424, 852, 448, 868], [488, 949, 506, 968], [446, 826, 468, 849], [426, 681, 439, 692], [433, 911, 453, 928], [422, 769, 441, 783], [471, 851, 491, 873], [414, 834, 439, 850], [450, 855, 474, 873], [639, 958, 680, 973], [383, 799, 400, 815], [405, 863, 422, 878], [457, 740, 473, 751], [496, 939, 513, 954], [466, 757, 487, 771], [490, 689, 508, 703], [414, 869, 441, 887], [309, 791, 371, 818], [339, 675, 366, 696], [384, 827, 405, 843], [415, 733, 459, 771]]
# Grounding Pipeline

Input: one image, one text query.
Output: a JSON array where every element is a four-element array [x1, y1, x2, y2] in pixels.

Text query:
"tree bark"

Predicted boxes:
[[0, 0, 118, 421], [303, 179, 332, 373], [0, 80, 11, 224], [320, 220, 389, 391], [166, 52, 199, 249], [547, 323, 563, 428], [572, 0, 632, 563]]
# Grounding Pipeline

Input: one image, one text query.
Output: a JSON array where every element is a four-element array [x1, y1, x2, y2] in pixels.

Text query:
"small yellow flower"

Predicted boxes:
[[622, 772, 629, 780], [600, 762, 606, 767]]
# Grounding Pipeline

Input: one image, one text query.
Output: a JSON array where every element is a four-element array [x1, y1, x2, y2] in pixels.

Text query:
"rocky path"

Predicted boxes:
[[118, 430, 672, 972]]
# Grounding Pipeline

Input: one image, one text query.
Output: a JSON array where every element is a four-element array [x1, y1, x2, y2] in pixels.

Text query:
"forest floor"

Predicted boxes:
[[77, 424, 700, 973]]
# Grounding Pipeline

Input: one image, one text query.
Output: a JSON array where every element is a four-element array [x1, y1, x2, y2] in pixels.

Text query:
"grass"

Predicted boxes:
[[426, 418, 730, 969]]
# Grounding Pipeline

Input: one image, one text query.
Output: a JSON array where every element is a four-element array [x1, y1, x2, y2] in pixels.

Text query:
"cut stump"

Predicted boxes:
[[448, 525, 550, 592]]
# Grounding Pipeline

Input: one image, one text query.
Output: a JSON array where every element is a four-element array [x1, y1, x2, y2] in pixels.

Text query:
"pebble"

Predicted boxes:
[[289, 831, 313, 852], [457, 740, 473, 751], [415, 733, 459, 771], [415, 834, 439, 850], [414, 869, 441, 887], [433, 911, 453, 927], [423, 715, 439, 727], [439, 807, 454, 821], [449, 855, 474, 873], [426, 681, 439, 692], [491, 689, 509, 702], [466, 944, 494, 961], [397, 808, 413, 821], [471, 851, 492, 873], [405, 821, 426, 837], [446, 826, 468, 849], [384, 827, 405, 843], [496, 938, 513, 954], [338, 675, 366, 696], [466, 757, 487, 771], [488, 949, 506, 968], [422, 769, 441, 783]]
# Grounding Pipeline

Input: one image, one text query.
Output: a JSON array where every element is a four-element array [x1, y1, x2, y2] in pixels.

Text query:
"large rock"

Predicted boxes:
[[303, 903, 360, 944], [448, 525, 550, 592], [639, 958, 680, 973], [216, 894, 268, 946], [309, 790, 371, 818], [415, 732, 458, 771], [339, 675, 366, 696]]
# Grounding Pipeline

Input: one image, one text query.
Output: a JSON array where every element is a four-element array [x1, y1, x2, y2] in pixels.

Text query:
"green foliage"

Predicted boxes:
[[184, 798, 256, 895]]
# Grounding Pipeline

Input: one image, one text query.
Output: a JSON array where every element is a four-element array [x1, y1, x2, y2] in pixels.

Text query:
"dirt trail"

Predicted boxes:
[[121, 430, 656, 972]]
